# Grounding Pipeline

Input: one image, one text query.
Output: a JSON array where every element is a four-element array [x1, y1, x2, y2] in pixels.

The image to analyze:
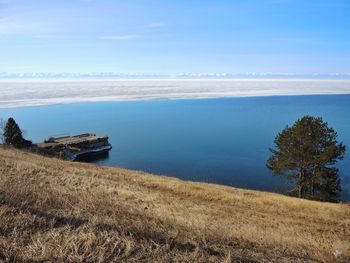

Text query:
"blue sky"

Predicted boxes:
[[0, 0, 349, 74]]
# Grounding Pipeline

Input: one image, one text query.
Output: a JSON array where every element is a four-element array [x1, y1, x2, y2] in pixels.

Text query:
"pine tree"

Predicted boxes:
[[4, 117, 26, 148], [318, 167, 341, 202], [267, 116, 345, 202]]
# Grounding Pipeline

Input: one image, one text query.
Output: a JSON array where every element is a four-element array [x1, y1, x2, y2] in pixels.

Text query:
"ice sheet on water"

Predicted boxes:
[[1, 79, 350, 108]]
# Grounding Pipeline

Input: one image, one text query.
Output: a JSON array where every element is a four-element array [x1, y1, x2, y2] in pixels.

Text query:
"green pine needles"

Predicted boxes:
[[267, 116, 346, 202], [3, 117, 31, 148]]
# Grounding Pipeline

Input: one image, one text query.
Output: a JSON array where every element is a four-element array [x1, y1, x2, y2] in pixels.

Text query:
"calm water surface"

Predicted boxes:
[[1, 95, 350, 199]]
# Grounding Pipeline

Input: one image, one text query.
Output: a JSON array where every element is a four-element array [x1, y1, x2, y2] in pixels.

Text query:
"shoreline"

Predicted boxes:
[[2, 93, 350, 201]]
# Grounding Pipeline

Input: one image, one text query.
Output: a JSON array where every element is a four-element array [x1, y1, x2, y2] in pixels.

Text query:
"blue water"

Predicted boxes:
[[1, 95, 350, 199]]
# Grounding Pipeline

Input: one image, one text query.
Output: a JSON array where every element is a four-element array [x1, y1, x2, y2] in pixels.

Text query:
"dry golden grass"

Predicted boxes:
[[0, 147, 349, 262]]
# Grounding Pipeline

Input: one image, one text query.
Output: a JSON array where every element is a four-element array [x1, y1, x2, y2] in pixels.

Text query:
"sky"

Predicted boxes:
[[0, 0, 349, 75]]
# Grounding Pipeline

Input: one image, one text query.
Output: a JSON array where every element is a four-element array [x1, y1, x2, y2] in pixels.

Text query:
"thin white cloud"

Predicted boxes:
[[0, 19, 31, 34], [146, 22, 165, 28], [143, 22, 166, 34], [0, 16, 47, 35], [0, 0, 13, 4], [99, 34, 139, 40], [31, 34, 64, 39]]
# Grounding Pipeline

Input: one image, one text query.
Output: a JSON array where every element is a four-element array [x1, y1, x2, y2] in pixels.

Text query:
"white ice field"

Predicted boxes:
[[1, 79, 350, 108]]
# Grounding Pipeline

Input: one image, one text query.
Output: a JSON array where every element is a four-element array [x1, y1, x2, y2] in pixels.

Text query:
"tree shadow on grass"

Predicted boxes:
[[0, 197, 88, 229]]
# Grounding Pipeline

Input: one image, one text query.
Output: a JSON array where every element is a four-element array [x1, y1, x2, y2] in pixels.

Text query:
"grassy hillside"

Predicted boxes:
[[0, 147, 349, 262]]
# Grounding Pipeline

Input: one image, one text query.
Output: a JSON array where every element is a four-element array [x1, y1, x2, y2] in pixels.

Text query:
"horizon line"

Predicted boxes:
[[1, 72, 350, 80]]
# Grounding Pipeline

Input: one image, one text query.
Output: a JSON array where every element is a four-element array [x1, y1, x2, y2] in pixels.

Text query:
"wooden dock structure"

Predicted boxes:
[[36, 133, 112, 160]]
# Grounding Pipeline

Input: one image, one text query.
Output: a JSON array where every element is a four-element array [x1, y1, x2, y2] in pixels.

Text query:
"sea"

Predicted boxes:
[[1, 93, 350, 200]]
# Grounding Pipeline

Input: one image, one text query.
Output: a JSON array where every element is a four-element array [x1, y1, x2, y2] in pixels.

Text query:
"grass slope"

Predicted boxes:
[[0, 147, 349, 262]]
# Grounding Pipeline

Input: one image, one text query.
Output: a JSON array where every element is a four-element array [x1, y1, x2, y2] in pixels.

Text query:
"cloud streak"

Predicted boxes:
[[0, 0, 12, 4], [146, 22, 165, 28], [0, 17, 44, 34], [99, 34, 139, 40]]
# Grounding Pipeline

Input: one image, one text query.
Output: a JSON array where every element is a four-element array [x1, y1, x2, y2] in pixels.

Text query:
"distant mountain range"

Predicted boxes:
[[1, 72, 350, 80]]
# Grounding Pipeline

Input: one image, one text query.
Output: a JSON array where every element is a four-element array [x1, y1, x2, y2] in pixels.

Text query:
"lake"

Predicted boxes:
[[1, 95, 350, 199]]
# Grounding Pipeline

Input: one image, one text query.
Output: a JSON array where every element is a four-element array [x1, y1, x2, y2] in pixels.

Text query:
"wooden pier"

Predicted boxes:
[[36, 133, 112, 160]]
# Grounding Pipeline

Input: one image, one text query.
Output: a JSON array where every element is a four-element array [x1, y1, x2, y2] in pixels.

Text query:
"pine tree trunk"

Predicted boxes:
[[311, 166, 317, 197], [299, 168, 304, 198]]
